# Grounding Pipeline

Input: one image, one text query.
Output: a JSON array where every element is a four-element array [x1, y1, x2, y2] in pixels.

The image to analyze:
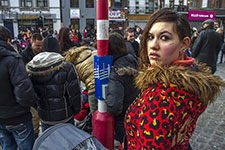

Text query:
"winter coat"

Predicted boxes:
[[125, 41, 136, 56], [105, 54, 140, 143], [106, 54, 139, 119], [125, 58, 225, 149], [191, 26, 221, 68], [20, 45, 36, 64], [65, 46, 97, 93], [0, 40, 37, 125], [27, 52, 81, 123]]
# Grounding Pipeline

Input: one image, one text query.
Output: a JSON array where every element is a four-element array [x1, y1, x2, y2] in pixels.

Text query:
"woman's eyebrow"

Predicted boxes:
[[148, 30, 172, 36]]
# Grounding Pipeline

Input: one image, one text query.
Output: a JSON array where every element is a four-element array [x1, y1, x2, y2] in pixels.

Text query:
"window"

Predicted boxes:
[[37, 0, 48, 7], [71, 19, 80, 29], [148, 0, 154, 12], [190, 0, 199, 8], [0, 0, 9, 7], [71, 0, 79, 8], [86, 0, 94, 8], [21, 0, 32, 7], [86, 19, 94, 30], [169, 0, 174, 8]]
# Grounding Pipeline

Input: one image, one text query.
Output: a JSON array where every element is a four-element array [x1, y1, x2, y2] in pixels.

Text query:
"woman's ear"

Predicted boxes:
[[182, 37, 191, 50]]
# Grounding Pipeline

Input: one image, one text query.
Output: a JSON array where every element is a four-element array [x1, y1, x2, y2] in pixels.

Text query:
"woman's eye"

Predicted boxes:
[[148, 35, 154, 40], [161, 35, 169, 41]]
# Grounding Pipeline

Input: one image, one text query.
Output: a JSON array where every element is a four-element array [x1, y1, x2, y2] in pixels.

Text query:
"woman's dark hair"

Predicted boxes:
[[0, 26, 12, 42], [139, 8, 191, 70], [109, 32, 127, 59], [58, 27, 74, 53]]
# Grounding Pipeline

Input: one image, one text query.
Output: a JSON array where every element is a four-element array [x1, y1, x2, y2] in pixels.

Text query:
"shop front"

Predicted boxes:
[[188, 10, 215, 29], [109, 9, 126, 30], [18, 13, 55, 32], [127, 14, 149, 30]]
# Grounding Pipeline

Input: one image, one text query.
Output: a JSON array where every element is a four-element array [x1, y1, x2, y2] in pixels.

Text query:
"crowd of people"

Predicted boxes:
[[0, 7, 225, 150]]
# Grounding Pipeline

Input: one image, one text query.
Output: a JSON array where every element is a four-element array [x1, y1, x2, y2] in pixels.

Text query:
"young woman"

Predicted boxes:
[[58, 27, 79, 55], [124, 8, 225, 149]]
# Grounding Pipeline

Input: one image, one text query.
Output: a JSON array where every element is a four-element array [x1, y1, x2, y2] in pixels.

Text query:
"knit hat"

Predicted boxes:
[[42, 35, 60, 53], [202, 19, 214, 26]]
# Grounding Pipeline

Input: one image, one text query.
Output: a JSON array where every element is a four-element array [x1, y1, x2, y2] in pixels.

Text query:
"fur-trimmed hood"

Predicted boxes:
[[135, 62, 225, 105], [26, 52, 66, 75]]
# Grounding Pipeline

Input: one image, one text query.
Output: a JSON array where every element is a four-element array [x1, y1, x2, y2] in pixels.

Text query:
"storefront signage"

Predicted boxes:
[[109, 10, 125, 21], [70, 9, 80, 19], [19, 15, 38, 19], [188, 10, 215, 20]]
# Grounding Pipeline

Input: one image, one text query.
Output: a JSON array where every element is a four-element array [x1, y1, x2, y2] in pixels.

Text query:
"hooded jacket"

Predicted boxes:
[[27, 52, 81, 122], [65, 46, 97, 93], [125, 59, 225, 150], [106, 54, 140, 118], [0, 40, 37, 125], [105, 54, 140, 143]]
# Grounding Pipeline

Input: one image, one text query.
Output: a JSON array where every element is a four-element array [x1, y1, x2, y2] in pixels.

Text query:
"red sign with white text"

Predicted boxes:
[[109, 10, 126, 21]]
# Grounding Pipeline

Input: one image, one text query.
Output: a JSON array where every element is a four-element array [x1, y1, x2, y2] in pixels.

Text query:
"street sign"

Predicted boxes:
[[94, 55, 113, 100]]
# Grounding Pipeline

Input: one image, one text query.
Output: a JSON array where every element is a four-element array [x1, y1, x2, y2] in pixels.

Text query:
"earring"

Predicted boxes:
[[179, 49, 186, 54]]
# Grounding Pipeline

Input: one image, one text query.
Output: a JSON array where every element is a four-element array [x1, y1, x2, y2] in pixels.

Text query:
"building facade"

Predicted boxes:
[[127, 0, 188, 29], [187, 0, 225, 29], [61, 0, 96, 33], [0, 0, 61, 38], [125, 0, 224, 30]]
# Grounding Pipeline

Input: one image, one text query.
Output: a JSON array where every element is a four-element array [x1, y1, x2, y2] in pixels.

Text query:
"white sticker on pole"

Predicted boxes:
[[97, 20, 109, 40]]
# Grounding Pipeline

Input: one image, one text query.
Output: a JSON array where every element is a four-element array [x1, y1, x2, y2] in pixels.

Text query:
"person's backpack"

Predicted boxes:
[[32, 123, 107, 150]]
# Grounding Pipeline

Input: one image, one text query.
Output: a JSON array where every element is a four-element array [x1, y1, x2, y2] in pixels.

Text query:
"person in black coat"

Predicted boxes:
[[191, 19, 221, 74], [27, 52, 81, 132], [0, 26, 38, 150], [125, 30, 139, 57], [20, 33, 43, 64], [105, 32, 140, 144]]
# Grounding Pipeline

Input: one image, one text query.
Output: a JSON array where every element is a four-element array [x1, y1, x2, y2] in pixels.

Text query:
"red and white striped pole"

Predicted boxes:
[[96, 0, 109, 56], [92, 0, 114, 149]]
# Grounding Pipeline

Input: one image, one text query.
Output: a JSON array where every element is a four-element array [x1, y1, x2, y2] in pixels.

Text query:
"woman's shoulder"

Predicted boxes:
[[135, 64, 225, 105]]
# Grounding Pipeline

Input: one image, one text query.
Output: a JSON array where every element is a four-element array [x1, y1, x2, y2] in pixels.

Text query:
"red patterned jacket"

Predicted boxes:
[[125, 59, 225, 149]]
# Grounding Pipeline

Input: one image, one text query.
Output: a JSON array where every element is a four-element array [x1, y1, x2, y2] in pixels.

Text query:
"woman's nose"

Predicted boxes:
[[149, 38, 159, 50]]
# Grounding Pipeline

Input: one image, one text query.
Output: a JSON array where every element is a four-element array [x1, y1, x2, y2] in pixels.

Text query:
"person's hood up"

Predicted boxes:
[[26, 52, 66, 75]]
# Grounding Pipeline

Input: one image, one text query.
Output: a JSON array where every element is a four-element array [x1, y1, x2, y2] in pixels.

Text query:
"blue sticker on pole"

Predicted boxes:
[[94, 55, 113, 100]]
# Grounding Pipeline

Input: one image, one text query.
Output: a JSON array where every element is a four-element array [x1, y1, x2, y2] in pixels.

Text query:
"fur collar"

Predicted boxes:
[[26, 52, 66, 75], [135, 62, 225, 105]]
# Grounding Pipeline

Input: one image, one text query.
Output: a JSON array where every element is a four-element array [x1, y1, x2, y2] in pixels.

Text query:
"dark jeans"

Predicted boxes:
[[0, 120, 34, 150], [115, 119, 125, 144], [41, 118, 74, 132]]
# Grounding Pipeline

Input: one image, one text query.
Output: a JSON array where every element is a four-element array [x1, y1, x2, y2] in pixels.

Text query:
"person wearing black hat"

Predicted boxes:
[[191, 19, 222, 74]]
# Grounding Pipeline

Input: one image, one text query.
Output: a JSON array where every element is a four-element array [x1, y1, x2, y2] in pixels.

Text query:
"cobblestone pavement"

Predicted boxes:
[[190, 63, 225, 150]]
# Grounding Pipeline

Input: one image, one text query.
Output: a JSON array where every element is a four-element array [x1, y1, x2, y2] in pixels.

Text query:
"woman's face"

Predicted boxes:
[[69, 31, 74, 41], [147, 22, 186, 66]]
